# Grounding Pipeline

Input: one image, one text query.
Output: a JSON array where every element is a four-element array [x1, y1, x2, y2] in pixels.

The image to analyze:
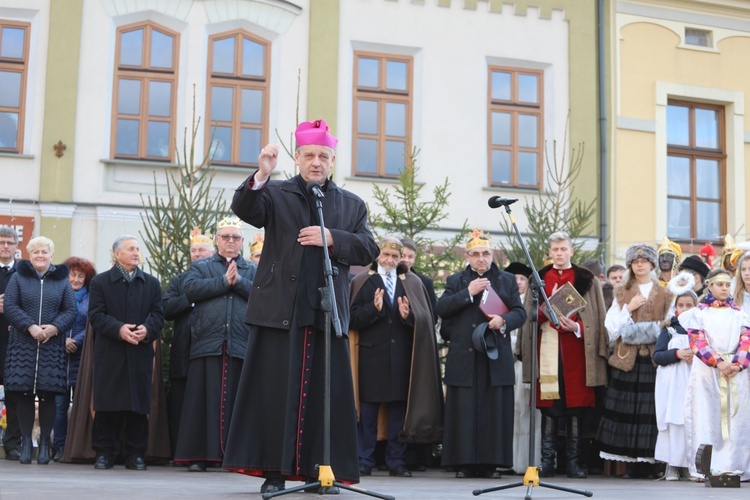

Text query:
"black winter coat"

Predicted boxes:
[[231, 175, 379, 333], [163, 271, 192, 380], [3, 261, 76, 393], [350, 273, 414, 402], [184, 253, 256, 359], [653, 316, 688, 366], [436, 264, 527, 388], [89, 266, 163, 414]]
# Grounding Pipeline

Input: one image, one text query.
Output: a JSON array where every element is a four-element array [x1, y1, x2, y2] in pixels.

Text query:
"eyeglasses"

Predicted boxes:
[[468, 251, 492, 259], [217, 234, 242, 242], [0, 240, 17, 246]]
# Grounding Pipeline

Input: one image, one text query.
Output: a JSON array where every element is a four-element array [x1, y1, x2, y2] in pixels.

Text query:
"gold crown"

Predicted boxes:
[[216, 216, 243, 231], [379, 240, 404, 253], [466, 227, 492, 250], [250, 233, 264, 255], [190, 227, 213, 246], [657, 236, 682, 261]]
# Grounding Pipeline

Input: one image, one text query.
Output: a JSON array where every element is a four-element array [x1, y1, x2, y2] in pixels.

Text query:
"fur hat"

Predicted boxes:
[[679, 255, 710, 280], [625, 244, 658, 269]]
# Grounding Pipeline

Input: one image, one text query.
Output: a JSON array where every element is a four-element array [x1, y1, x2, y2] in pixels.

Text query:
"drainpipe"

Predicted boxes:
[[598, 0, 608, 263]]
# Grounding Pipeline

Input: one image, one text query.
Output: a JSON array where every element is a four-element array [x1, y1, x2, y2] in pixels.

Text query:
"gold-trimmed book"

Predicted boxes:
[[541, 282, 587, 319]]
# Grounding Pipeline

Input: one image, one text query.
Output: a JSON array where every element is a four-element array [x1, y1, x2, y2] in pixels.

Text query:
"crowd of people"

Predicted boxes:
[[1, 121, 749, 493]]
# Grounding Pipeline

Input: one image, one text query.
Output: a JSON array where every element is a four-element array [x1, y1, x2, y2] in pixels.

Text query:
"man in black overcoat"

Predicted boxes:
[[162, 229, 214, 456], [88, 235, 164, 471], [349, 237, 442, 478], [224, 120, 380, 494], [436, 228, 527, 478], [0, 226, 21, 459]]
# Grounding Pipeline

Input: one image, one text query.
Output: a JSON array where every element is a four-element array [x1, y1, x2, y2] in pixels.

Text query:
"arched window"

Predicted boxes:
[[111, 21, 179, 161], [206, 30, 270, 167]]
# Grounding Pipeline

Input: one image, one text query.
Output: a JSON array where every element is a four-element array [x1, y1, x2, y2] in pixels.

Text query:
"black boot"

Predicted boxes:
[[566, 416, 587, 478], [37, 436, 51, 465], [19, 437, 33, 464], [539, 414, 557, 478]]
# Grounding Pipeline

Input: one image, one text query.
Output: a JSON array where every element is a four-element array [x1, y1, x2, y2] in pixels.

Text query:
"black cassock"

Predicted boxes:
[[436, 264, 526, 469]]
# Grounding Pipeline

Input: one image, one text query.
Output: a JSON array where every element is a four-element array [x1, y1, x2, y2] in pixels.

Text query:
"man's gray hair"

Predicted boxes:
[[112, 234, 138, 253], [0, 226, 18, 243], [548, 231, 572, 247]]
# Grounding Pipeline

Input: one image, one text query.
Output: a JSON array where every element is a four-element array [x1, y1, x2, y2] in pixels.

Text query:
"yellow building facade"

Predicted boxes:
[[612, 0, 750, 261]]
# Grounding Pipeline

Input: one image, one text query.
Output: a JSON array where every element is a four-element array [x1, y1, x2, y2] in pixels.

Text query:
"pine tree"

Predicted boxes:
[[368, 148, 469, 288], [139, 88, 231, 382], [140, 88, 230, 283]]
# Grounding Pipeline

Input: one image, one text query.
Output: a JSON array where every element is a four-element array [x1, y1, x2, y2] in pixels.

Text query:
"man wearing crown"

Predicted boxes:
[[163, 228, 215, 456], [657, 237, 682, 287], [436, 228, 526, 479], [518, 231, 609, 479], [348, 236, 442, 478], [225, 120, 379, 493], [249, 233, 264, 265], [173, 217, 256, 472]]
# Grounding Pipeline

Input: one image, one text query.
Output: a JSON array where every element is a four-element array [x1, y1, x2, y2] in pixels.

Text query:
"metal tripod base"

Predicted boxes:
[[263, 465, 396, 500], [472, 466, 593, 500]]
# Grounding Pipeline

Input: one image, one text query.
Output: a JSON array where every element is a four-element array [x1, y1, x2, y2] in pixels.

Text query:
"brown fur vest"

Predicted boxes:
[[609, 279, 672, 372]]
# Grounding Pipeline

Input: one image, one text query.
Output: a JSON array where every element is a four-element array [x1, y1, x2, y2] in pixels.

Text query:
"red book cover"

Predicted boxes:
[[479, 286, 509, 318]]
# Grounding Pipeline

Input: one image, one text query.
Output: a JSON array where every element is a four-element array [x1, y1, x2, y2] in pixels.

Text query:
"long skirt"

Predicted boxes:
[[223, 325, 359, 484], [441, 354, 514, 468], [597, 355, 657, 462], [174, 351, 242, 464]]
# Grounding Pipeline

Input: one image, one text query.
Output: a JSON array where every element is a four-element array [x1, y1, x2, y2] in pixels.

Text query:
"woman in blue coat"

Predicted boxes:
[[3, 236, 76, 464]]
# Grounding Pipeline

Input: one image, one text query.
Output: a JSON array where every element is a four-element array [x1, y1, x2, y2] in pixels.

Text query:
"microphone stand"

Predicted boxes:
[[472, 202, 592, 500], [264, 182, 394, 500]]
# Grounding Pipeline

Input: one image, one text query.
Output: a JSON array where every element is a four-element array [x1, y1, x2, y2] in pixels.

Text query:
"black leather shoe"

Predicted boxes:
[[260, 478, 285, 494], [125, 456, 147, 471], [188, 461, 206, 472], [53, 447, 64, 462], [4, 448, 21, 461], [358, 464, 372, 476], [94, 455, 113, 470], [389, 465, 412, 477]]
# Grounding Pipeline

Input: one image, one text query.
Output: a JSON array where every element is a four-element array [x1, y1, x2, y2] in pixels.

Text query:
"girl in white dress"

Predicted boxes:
[[732, 252, 750, 318], [679, 269, 750, 481], [653, 272, 697, 481]]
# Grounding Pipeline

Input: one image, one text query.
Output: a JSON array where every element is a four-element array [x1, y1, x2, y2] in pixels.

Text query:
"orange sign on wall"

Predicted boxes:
[[0, 215, 36, 259]]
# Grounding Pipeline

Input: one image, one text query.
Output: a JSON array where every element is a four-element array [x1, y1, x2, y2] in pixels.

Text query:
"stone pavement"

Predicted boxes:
[[0, 462, 746, 500]]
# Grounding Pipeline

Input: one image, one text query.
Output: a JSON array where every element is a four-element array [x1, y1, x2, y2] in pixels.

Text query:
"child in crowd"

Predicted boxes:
[[653, 272, 698, 481], [679, 269, 750, 481]]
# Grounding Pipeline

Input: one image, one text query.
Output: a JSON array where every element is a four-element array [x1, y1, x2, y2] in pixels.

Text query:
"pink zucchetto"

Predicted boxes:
[[295, 119, 338, 149]]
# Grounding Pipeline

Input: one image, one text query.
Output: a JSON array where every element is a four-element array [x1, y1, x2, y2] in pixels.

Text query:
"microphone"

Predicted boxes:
[[487, 196, 518, 208], [306, 181, 325, 199]]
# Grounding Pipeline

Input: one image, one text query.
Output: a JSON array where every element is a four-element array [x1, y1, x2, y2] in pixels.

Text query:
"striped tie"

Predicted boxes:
[[385, 274, 396, 305]]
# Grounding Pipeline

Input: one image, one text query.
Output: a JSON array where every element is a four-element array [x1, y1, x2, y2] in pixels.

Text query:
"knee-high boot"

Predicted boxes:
[[566, 416, 587, 478], [540, 414, 557, 478], [19, 437, 33, 464], [37, 436, 51, 465]]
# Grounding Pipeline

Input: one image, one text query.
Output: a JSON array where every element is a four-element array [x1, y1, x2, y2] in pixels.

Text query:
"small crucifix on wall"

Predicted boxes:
[[53, 140, 67, 158]]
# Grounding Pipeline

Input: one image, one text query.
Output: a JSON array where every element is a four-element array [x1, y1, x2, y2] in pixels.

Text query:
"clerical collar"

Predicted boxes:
[[377, 264, 396, 277], [470, 267, 487, 277]]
